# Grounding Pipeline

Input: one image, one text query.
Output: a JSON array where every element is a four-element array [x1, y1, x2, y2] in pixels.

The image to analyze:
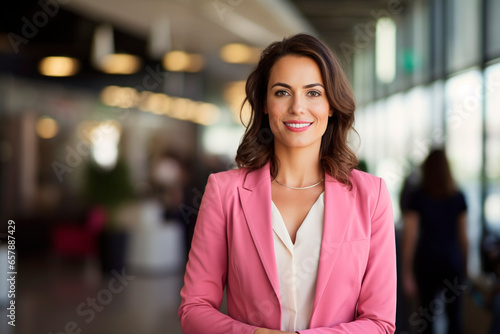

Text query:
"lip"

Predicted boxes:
[[283, 121, 313, 132]]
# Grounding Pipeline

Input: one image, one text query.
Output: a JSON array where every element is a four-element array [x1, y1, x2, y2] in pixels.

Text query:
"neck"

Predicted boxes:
[[273, 142, 323, 187]]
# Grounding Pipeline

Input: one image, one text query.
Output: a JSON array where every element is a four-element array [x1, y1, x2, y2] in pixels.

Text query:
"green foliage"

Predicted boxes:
[[84, 159, 135, 230]]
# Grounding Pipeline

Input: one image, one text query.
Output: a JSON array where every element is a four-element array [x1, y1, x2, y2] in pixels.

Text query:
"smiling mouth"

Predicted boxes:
[[284, 122, 313, 128]]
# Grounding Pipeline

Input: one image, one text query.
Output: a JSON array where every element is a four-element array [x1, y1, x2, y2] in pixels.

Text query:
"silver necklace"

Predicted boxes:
[[274, 178, 324, 190]]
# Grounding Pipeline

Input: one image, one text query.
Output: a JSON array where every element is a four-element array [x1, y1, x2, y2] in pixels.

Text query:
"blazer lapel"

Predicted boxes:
[[312, 173, 357, 317], [237, 162, 280, 300]]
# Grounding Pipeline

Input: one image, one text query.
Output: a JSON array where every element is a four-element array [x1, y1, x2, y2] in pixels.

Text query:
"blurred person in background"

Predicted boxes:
[[481, 233, 500, 334], [150, 152, 189, 222], [178, 33, 396, 334], [402, 149, 468, 334]]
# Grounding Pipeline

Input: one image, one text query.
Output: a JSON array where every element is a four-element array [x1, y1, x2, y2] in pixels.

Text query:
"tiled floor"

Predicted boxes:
[[1, 255, 185, 334]]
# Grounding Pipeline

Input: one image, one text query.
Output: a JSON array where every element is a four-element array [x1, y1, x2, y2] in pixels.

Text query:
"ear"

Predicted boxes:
[[329, 107, 334, 117]]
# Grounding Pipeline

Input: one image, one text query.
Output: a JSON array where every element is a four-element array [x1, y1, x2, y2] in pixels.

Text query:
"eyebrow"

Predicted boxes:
[[271, 82, 324, 89]]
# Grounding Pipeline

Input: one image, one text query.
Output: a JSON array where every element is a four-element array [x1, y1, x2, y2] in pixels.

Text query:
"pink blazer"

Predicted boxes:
[[179, 162, 396, 333]]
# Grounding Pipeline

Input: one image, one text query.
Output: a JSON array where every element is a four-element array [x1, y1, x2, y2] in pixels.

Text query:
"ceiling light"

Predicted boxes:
[[100, 53, 142, 74], [36, 116, 58, 139], [376, 18, 396, 83], [162, 51, 205, 72], [170, 98, 197, 120], [220, 43, 260, 64], [39, 57, 80, 77], [90, 121, 121, 170], [100, 86, 138, 108], [193, 103, 221, 125], [224, 81, 251, 125], [141, 93, 172, 114], [186, 54, 205, 72]]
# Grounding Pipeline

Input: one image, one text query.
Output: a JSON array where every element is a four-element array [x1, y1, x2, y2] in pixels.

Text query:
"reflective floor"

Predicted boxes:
[[0, 255, 184, 334], [0, 253, 493, 334]]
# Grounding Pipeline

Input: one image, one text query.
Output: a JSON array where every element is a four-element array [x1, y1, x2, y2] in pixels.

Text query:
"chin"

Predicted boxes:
[[281, 139, 319, 149]]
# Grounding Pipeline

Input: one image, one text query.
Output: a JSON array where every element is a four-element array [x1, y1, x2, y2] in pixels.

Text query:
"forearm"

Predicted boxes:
[[402, 240, 415, 275], [180, 304, 258, 334], [402, 213, 418, 276], [253, 329, 295, 334], [459, 241, 468, 276], [296, 317, 394, 333], [457, 211, 468, 276]]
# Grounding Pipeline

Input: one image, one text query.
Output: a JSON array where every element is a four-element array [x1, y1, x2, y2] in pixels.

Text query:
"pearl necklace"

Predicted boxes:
[[274, 178, 324, 190]]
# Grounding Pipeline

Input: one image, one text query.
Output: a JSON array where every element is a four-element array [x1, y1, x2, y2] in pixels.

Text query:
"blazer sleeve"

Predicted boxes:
[[178, 173, 259, 334], [298, 178, 397, 334]]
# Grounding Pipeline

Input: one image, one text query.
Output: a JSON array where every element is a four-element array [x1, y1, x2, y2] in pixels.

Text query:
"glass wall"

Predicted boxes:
[[353, 0, 500, 275], [446, 0, 482, 73], [410, 0, 431, 86], [485, 62, 500, 232], [445, 69, 483, 274], [486, 0, 500, 60]]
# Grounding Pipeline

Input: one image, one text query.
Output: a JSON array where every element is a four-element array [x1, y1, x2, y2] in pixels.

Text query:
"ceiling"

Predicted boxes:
[[0, 0, 410, 93], [291, 0, 401, 41], [62, 0, 407, 65], [62, 0, 316, 83], [66, 0, 315, 49], [290, 0, 410, 65], [0, 0, 314, 91]]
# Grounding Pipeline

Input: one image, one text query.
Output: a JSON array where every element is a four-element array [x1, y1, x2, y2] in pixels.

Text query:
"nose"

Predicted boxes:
[[290, 94, 305, 114]]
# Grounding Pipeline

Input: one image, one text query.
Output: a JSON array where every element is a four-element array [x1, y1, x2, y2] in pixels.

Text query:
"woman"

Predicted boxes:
[[402, 149, 468, 334], [179, 33, 396, 334]]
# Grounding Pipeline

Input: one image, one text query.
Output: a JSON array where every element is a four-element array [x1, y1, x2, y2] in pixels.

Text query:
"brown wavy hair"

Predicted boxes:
[[235, 33, 358, 189], [422, 149, 457, 199]]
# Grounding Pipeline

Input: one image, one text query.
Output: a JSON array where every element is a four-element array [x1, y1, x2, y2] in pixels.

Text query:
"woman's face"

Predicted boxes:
[[266, 55, 332, 152]]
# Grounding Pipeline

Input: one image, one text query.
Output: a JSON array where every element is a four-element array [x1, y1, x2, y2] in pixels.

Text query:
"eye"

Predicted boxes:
[[275, 90, 290, 97], [307, 90, 321, 97]]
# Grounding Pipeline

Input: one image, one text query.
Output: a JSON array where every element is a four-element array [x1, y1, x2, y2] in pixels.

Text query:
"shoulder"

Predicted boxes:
[[349, 169, 385, 193], [208, 167, 247, 185], [348, 169, 392, 210], [455, 190, 466, 200], [453, 190, 467, 208], [206, 168, 250, 198]]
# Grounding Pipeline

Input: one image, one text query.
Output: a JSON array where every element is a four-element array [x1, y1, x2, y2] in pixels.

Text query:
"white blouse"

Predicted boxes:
[[271, 192, 325, 332]]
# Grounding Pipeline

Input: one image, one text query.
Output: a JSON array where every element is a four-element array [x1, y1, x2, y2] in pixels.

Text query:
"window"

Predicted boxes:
[[486, 0, 500, 60], [446, 0, 481, 73], [445, 69, 483, 275], [485, 61, 500, 232]]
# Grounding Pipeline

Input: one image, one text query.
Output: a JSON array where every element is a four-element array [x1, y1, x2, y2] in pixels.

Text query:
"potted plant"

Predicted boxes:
[[85, 158, 135, 274]]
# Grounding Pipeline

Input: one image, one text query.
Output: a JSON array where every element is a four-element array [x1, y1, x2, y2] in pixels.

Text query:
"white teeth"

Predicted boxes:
[[285, 122, 312, 128]]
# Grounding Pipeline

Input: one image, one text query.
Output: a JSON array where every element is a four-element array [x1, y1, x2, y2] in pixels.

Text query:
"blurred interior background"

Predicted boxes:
[[0, 0, 499, 333]]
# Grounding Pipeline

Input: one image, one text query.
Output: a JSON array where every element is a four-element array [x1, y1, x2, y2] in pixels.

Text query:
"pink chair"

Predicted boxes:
[[52, 206, 107, 258]]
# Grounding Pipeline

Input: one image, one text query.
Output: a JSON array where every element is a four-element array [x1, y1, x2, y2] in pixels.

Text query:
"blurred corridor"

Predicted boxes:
[[1, 0, 500, 333]]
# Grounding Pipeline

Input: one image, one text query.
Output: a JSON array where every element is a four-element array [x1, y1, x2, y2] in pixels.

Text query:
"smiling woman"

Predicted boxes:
[[236, 34, 358, 189], [178, 34, 396, 334], [266, 56, 331, 160]]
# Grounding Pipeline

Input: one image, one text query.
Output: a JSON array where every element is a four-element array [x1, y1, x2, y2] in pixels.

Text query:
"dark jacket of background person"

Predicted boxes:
[[402, 149, 468, 334]]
